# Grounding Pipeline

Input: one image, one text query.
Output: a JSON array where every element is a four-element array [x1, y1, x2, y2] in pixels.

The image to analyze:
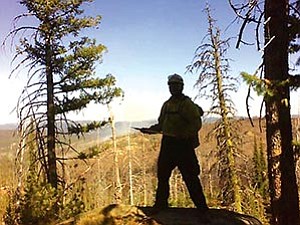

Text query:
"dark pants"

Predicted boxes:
[[154, 135, 208, 209]]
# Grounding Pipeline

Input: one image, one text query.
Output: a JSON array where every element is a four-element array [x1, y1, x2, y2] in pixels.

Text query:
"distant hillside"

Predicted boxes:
[[3, 116, 293, 154], [0, 123, 17, 130], [0, 117, 220, 132], [0, 117, 254, 153], [0, 129, 17, 154], [0, 120, 157, 152], [101, 120, 157, 140]]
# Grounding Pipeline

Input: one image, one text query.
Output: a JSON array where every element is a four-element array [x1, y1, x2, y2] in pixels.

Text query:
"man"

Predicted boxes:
[[140, 74, 208, 211]]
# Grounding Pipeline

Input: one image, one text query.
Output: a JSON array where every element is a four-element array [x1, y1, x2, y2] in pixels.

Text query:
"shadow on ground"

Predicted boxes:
[[140, 206, 262, 225], [58, 204, 263, 225]]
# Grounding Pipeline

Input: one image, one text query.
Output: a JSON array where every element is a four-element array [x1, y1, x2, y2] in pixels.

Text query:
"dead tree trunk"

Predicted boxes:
[[108, 106, 122, 203]]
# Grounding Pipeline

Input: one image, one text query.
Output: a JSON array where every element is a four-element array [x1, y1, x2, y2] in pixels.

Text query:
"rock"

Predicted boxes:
[[74, 204, 157, 225], [58, 204, 262, 225], [140, 207, 263, 225]]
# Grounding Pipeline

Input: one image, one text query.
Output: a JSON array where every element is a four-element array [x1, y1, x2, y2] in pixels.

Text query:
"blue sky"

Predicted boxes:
[[0, 0, 298, 124]]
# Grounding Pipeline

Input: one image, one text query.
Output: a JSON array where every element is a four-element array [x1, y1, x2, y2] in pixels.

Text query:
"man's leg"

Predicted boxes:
[[182, 173, 208, 209], [154, 136, 175, 208], [178, 142, 208, 209]]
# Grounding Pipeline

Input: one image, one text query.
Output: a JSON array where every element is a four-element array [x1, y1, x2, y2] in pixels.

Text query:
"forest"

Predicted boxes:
[[0, 0, 300, 225], [0, 118, 299, 225]]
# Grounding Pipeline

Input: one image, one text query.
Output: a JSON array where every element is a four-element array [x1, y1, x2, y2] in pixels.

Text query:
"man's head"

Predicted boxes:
[[168, 74, 184, 96]]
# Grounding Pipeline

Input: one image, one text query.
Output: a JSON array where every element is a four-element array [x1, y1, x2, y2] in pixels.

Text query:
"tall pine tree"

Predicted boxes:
[[4, 0, 122, 220], [228, 1, 300, 224]]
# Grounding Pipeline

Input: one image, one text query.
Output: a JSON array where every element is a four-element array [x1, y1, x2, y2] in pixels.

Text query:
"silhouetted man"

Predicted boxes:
[[140, 74, 208, 211]]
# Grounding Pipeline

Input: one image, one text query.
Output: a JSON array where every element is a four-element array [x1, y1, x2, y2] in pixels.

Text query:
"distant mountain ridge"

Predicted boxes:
[[0, 120, 157, 151], [96, 120, 157, 141], [0, 123, 17, 130], [0, 118, 219, 131]]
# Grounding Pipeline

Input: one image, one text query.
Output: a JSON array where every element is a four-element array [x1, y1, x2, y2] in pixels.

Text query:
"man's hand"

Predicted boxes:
[[132, 127, 160, 134], [140, 128, 153, 134]]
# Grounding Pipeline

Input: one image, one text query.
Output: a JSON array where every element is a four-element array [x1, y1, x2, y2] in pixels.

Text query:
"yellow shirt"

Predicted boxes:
[[156, 95, 202, 139]]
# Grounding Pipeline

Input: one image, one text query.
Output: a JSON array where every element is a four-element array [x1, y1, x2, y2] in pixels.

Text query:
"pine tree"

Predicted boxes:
[[4, 0, 122, 220], [229, 1, 300, 224]]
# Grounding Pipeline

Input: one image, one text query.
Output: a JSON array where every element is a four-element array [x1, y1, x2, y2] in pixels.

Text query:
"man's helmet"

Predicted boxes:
[[168, 74, 184, 85]]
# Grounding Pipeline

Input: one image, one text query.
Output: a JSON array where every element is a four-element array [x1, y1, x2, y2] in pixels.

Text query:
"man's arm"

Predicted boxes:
[[132, 124, 161, 134], [180, 98, 202, 132]]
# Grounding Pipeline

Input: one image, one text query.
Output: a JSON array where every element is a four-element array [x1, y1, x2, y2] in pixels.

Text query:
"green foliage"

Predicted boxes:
[[19, 179, 58, 225], [252, 136, 268, 199], [241, 72, 268, 97], [4, 175, 85, 225], [242, 188, 269, 224], [59, 183, 86, 221], [241, 72, 294, 107], [4, 0, 123, 209], [4, 172, 58, 225], [214, 120, 241, 204], [4, 130, 86, 225], [77, 145, 102, 159], [68, 121, 109, 136]]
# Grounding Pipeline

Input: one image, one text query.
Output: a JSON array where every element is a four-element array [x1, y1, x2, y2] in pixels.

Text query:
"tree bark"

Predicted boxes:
[[46, 39, 58, 189], [264, 1, 300, 224], [214, 41, 242, 213]]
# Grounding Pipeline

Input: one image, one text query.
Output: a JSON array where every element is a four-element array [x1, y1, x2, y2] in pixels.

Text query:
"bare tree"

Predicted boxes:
[[187, 5, 242, 212], [108, 106, 122, 204]]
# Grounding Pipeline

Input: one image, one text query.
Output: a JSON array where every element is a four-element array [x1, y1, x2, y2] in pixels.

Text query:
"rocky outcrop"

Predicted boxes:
[[141, 206, 262, 225], [58, 204, 262, 225]]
